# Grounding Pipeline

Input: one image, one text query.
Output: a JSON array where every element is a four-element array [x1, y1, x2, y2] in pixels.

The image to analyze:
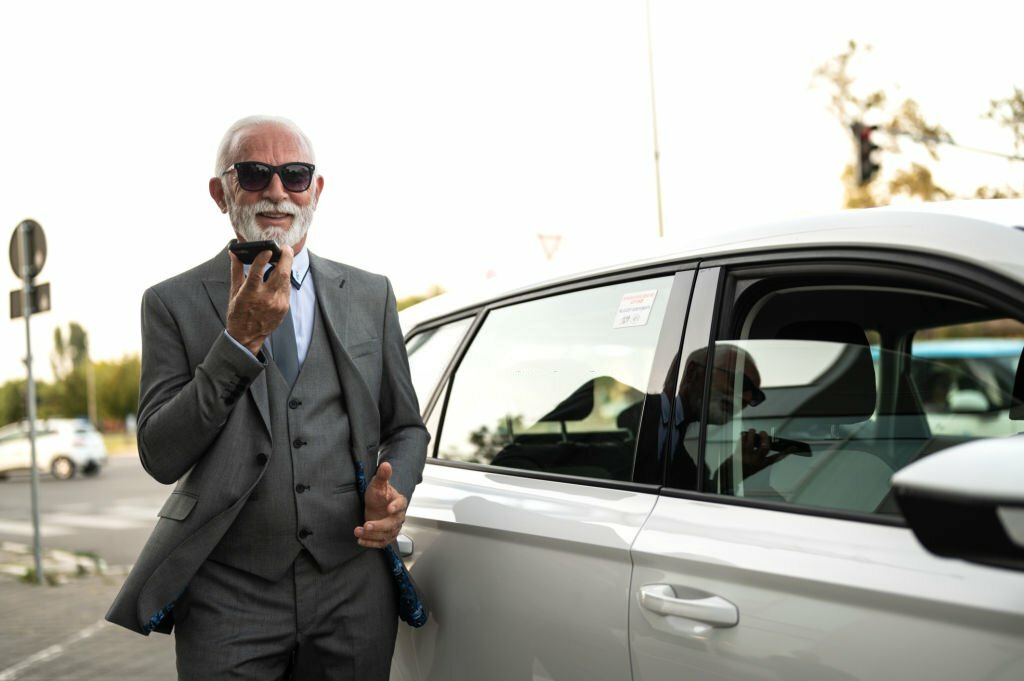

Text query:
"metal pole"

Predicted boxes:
[[86, 339, 97, 427], [645, 0, 665, 238], [19, 224, 44, 585]]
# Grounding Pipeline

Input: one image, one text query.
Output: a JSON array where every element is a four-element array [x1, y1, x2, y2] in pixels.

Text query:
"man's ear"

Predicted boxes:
[[312, 174, 324, 209], [209, 177, 228, 213]]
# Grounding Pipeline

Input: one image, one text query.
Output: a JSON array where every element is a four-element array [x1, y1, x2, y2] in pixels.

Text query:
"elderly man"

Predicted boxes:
[[107, 115, 428, 681]]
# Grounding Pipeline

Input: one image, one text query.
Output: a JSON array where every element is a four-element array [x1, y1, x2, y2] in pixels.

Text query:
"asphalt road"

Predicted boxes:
[[0, 452, 169, 567]]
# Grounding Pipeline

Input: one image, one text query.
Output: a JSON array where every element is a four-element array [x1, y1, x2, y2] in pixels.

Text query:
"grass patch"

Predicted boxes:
[[102, 432, 136, 455]]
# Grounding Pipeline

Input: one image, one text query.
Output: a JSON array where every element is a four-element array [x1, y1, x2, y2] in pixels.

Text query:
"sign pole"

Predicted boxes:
[[19, 224, 44, 585]]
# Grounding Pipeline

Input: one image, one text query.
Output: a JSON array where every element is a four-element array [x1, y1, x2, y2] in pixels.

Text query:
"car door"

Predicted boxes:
[[392, 271, 691, 681], [629, 259, 1024, 681], [0, 424, 21, 473], [0, 423, 32, 473]]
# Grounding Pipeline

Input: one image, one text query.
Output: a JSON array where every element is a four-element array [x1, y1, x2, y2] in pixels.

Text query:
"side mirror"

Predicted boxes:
[[892, 437, 1024, 572]]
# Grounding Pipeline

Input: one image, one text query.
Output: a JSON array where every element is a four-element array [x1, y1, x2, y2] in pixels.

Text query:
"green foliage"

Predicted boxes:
[[974, 185, 1024, 199], [397, 284, 445, 311], [916, 319, 1024, 340], [46, 323, 90, 419], [813, 40, 887, 127], [468, 414, 523, 464], [888, 164, 953, 202], [0, 380, 26, 425], [94, 355, 140, 425], [0, 349, 140, 430], [51, 322, 89, 378]]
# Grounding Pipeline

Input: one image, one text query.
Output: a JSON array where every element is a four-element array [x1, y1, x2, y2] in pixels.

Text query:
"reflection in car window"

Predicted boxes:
[[909, 321, 1024, 437], [686, 282, 1024, 516], [405, 318, 473, 415], [437, 277, 673, 481]]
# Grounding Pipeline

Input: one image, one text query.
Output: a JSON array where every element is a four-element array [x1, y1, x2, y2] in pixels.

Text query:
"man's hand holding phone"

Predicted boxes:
[[226, 241, 295, 356]]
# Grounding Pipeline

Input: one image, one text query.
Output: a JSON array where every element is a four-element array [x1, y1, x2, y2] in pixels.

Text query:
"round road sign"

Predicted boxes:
[[9, 219, 47, 279]]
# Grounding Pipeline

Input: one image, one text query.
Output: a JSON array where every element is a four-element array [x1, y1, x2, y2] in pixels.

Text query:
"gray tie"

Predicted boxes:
[[268, 268, 301, 387]]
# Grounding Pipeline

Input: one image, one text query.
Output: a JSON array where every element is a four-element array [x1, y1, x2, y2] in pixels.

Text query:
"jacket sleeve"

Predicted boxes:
[[136, 286, 265, 484], [375, 278, 429, 501]]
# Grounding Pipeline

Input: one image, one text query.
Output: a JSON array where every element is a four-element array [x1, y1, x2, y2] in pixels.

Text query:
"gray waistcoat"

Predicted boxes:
[[209, 307, 364, 581]]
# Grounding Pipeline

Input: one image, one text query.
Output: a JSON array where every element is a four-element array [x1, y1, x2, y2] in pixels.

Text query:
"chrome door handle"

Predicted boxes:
[[639, 584, 739, 627], [396, 533, 414, 557]]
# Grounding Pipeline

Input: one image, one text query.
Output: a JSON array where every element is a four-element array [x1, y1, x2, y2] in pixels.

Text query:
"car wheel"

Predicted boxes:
[[51, 456, 76, 480]]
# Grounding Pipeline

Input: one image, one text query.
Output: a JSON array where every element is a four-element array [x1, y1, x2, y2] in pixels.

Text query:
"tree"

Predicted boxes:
[[975, 87, 1024, 199], [94, 355, 140, 426], [814, 41, 1021, 207], [51, 322, 88, 378], [47, 322, 90, 420], [0, 380, 26, 426], [0, 328, 140, 429], [985, 87, 1024, 156], [397, 284, 445, 311]]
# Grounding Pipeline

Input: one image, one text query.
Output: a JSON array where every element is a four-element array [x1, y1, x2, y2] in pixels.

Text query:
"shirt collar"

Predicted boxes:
[[291, 247, 311, 287]]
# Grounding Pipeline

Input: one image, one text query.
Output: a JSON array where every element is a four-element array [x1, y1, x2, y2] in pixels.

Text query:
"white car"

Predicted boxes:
[[391, 199, 1024, 681], [0, 418, 108, 480]]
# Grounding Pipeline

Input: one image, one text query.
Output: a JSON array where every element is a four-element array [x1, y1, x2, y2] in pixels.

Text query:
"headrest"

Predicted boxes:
[[777, 321, 876, 422], [540, 378, 596, 422]]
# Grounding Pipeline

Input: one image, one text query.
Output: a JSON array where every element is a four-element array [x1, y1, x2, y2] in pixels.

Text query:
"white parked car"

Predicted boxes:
[[0, 418, 108, 480], [392, 200, 1024, 681]]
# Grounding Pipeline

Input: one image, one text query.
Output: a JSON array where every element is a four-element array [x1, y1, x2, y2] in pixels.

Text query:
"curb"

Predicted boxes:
[[0, 541, 125, 586]]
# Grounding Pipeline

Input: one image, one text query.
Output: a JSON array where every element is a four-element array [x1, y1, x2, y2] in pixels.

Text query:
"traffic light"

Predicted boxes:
[[851, 122, 880, 186]]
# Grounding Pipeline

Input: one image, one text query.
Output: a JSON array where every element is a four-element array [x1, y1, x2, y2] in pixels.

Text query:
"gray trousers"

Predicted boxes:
[[173, 549, 398, 681]]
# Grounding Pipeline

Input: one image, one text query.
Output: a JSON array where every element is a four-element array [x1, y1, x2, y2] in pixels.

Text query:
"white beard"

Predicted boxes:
[[228, 197, 315, 249]]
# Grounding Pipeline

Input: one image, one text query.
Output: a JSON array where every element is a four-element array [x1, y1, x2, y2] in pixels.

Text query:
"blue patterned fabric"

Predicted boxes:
[[355, 463, 429, 628], [143, 590, 184, 634], [143, 601, 175, 634]]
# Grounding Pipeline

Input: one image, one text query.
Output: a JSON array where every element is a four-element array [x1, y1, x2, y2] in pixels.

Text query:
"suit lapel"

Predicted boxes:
[[310, 253, 380, 453], [201, 246, 271, 435]]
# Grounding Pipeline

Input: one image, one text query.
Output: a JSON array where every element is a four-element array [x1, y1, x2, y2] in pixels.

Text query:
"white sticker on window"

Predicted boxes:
[[613, 290, 658, 328]]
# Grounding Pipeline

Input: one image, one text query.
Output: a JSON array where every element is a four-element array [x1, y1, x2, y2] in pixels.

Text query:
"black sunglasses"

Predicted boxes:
[[714, 367, 766, 407], [223, 162, 316, 193]]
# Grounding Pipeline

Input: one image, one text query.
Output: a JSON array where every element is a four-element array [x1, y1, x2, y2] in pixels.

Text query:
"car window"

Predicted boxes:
[[405, 318, 473, 415], [0, 425, 24, 444], [436, 277, 674, 481], [909, 322, 1024, 437], [678, 279, 1024, 516]]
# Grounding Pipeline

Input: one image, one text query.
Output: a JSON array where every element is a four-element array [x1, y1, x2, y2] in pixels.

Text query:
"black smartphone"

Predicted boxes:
[[754, 433, 813, 456], [229, 239, 281, 265]]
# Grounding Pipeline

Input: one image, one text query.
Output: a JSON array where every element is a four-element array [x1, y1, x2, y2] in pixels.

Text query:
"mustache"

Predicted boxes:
[[243, 199, 302, 217]]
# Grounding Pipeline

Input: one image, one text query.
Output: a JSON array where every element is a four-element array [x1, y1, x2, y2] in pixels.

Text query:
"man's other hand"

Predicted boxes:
[[355, 462, 408, 549], [226, 244, 295, 355]]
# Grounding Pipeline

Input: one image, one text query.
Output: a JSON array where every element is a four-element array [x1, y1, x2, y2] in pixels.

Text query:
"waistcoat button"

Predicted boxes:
[[289, 399, 302, 409], [255, 453, 268, 465], [298, 528, 313, 539], [292, 438, 307, 449], [295, 484, 307, 493]]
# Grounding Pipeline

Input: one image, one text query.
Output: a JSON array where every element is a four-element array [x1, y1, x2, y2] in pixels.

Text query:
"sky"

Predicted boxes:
[[2, 0, 1023, 385]]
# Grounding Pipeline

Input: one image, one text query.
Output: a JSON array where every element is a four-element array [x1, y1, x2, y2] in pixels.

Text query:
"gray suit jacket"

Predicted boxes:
[[106, 245, 428, 635]]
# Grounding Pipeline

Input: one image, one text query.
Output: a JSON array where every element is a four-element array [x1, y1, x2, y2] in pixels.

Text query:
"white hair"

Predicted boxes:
[[214, 115, 317, 176]]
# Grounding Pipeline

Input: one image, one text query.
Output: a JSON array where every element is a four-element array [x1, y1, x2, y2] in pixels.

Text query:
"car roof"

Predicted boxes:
[[401, 199, 1024, 332]]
